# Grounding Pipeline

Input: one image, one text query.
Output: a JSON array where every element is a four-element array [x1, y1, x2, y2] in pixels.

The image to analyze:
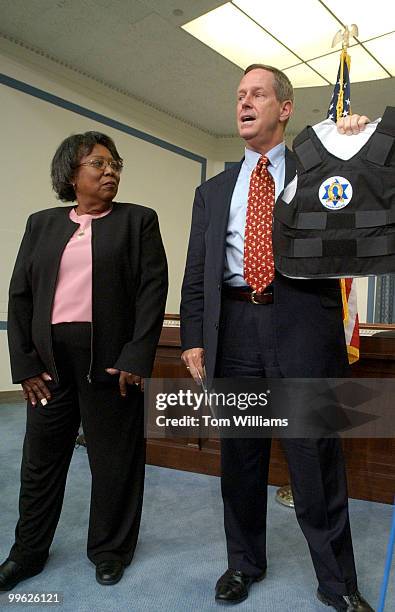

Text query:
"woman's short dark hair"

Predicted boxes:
[[51, 131, 122, 202]]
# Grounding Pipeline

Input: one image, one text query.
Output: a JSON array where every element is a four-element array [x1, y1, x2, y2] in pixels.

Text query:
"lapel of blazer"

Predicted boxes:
[[213, 161, 243, 280]]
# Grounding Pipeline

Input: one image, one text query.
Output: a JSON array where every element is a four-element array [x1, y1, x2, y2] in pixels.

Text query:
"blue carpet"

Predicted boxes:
[[0, 401, 393, 611]]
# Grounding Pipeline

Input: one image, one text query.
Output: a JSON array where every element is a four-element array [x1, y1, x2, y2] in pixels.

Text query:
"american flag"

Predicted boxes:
[[327, 49, 360, 364], [327, 49, 352, 121]]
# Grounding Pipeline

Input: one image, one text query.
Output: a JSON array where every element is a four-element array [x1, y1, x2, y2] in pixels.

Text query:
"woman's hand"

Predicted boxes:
[[22, 372, 52, 406], [105, 368, 144, 396]]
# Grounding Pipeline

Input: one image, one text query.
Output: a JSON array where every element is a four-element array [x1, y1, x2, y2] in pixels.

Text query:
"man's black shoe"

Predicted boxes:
[[215, 568, 266, 604], [95, 560, 124, 586], [0, 559, 44, 591], [317, 588, 375, 611]]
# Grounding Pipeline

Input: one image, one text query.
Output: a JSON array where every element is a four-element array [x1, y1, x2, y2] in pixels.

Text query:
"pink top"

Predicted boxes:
[[51, 207, 111, 323]]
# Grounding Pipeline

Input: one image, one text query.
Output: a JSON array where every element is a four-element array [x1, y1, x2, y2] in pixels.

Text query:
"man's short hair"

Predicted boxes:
[[244, 64, 294, 103]]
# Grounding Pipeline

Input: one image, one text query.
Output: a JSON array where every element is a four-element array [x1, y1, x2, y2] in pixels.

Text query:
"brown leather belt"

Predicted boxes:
[[222, 285, 273, 305]]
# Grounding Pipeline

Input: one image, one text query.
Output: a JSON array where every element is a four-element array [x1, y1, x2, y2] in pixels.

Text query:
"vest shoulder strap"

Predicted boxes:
[[366, 106, 395, 166], [293, 127, 322, 171], [376, 106, 395, 137]]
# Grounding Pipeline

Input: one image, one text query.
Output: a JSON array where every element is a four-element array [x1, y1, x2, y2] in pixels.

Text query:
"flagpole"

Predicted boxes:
[[332, 25, 360, 365]]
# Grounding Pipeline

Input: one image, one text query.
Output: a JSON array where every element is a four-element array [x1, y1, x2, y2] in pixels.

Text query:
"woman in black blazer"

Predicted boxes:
[[0, 131, 168, 590]]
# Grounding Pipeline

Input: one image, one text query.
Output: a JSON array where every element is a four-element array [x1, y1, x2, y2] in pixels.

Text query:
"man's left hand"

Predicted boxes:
[[106, 368, 144, 396], [337, 114, 370, 135]]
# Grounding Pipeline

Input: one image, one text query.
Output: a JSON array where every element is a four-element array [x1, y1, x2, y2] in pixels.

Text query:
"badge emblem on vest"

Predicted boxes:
[[318, 176, 353, 210]]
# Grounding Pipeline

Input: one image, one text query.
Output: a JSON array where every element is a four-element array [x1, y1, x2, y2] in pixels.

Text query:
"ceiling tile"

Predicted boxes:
[[322, 0, 395, 41], [284, 63, 328, 87], [234, 0, 342, 60], [308, 45, 389, 83], [182, 3, 299, 70], [364, 32, 395, 76]]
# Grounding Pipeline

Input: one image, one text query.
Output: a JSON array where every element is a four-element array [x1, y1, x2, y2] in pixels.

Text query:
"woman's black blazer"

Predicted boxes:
[[8, 202, 168, 383]]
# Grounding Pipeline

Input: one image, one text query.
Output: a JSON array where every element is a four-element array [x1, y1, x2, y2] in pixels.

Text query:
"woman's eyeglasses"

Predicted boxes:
[[77, 158, 123, 172]]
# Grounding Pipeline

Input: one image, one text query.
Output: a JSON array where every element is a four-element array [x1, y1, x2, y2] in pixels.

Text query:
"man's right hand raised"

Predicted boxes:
[[181, 348, 205, 384]]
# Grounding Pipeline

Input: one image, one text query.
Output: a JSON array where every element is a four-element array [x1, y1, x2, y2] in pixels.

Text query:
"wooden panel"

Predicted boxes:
[[148, 319, 395, 503]]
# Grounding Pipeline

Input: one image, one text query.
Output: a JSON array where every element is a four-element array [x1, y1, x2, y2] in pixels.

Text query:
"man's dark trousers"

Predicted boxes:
[[215, 293, 358, 596]]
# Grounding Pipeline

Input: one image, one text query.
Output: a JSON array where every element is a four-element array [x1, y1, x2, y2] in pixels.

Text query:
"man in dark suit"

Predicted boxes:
[[180, 64, 373, 611]]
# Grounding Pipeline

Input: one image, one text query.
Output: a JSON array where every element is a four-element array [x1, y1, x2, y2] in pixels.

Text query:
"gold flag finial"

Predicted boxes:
[[332, 24, 359, 50]]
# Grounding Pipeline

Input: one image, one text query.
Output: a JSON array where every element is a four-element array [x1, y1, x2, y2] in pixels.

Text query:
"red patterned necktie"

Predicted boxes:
[[243, 155, 275, 293]]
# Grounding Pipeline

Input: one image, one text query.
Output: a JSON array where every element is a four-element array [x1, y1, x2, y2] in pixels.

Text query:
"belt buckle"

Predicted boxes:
[[250, 290, 260, 304]]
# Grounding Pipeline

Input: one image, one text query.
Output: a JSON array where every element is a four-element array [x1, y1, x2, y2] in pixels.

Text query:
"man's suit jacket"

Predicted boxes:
[[8, 202, 168, 383], [180, 149, 349, 384]]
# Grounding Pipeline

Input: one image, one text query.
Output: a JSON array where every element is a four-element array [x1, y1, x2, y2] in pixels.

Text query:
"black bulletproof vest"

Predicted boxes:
[[273, 106, 395, 278]]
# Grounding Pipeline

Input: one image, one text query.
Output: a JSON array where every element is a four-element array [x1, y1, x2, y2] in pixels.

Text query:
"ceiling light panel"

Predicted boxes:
[[322, 0, 395, 40], [182, 3, 299, 70], [364, 32, 395, 76], [234, 0, 343, 60], [308, 45, 389, 83], [284, 64, 328, 88]]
